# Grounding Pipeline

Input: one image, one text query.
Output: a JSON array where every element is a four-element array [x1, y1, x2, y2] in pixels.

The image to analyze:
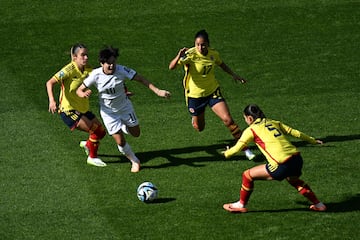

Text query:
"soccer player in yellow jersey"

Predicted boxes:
[[46, 43, 107, 167], [223, 104, 326, 213], [169, 29, 255, 160]]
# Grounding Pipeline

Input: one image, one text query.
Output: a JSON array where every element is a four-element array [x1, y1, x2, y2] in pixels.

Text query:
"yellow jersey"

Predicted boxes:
[[178, 47, 222, 98], [53, 61, 92, 113], [224, 118, 317, 167]]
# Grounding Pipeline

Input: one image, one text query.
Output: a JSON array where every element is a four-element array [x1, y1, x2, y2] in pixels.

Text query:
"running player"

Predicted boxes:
[[169, 29, 255, 160], [77, 46, 171, 172], [46, 43, 107, 167], [222, 104, 326, 213]]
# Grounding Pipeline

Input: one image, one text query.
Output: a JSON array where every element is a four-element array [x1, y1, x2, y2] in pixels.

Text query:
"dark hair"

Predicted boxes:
[[194, 29, 210, 45], [243, 104, 266, 119], [98, 46, 120, 63], [71, 43, 87, 56]]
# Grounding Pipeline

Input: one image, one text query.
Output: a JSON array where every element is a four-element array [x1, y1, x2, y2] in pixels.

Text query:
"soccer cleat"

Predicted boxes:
[[131, 161, 141, 173], [245, 150, 256, 161], [87, 157, 107, 167], [223, 203, 248, 213], [79, 141, 89, 156], [309, 202, 327, 212]]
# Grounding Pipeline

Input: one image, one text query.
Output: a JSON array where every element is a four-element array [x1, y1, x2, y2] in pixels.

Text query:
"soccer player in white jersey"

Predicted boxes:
[[77, 46, 171, 172]]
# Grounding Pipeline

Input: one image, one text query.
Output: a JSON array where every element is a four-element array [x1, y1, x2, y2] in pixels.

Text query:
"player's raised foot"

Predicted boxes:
[[79, 141, 89, 156], [223, 202, 248, 213], [131, 161, 141, 173], [309, 202, 327, 212], [87, 157, 107, 167], [244, 149, 256, 161]]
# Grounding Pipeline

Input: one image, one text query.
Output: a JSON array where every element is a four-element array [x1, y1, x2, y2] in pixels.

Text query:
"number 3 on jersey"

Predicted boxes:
[[265, 123, 282, 137]]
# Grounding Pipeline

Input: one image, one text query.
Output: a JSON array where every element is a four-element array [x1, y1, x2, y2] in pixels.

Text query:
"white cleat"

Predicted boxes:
[[245, 150, 256, 161], [79, 141, 89, 156], [87, 157, 107, 167]]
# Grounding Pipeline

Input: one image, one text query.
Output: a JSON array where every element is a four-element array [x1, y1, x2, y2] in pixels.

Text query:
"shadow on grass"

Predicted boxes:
[[99, 134, 360, 168], [292, 134, 360, 148], [144, 198, 176, 204], [248, 194, 360, 213]]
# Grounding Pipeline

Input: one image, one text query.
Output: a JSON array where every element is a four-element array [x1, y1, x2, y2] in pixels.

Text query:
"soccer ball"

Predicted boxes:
[[137, 181, 158, 203]]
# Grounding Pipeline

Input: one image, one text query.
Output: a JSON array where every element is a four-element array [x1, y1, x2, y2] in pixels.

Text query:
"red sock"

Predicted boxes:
[[287, 178, 320, 204], [86, 140, 99, 158], [239, 170, 254, 206]]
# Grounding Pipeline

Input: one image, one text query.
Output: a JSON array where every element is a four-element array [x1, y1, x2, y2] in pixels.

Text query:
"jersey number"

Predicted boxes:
[[265, 123, 282, 137], [106, 88, 116, 94], [202, 65, 212, 76]]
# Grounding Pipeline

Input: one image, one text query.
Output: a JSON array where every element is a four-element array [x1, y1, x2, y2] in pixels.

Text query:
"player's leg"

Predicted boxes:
[[187, 96, 206, 131], [77, 114, 106, 167], [223, 164, 272, 213], [286, 176, 326, 211], [112, 131, 141, 173], [211, 100, 255, 160], [191, 113, 205, 131]]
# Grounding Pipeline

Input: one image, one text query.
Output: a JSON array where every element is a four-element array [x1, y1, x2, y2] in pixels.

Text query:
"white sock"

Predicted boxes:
[[121, 124, 129, 135], [231, 201, 245, 208], [118, 143, 140, 163]]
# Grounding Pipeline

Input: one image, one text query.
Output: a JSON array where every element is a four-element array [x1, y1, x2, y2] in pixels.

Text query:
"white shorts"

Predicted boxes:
[[100, 100, 138, 135]]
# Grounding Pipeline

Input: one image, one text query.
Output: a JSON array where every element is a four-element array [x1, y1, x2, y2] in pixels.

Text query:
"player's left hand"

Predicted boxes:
[[233, 75, 247, 84], [157, 89, 171, 99]]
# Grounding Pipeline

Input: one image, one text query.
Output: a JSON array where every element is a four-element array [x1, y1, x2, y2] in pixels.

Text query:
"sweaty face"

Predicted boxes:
[[195, 37, 209, 55], [102, 56, 116, 75], [73, 48, 88, 68]]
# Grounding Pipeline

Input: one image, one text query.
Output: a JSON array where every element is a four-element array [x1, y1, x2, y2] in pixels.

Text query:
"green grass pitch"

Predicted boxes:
[[0, 0, 359, 239]]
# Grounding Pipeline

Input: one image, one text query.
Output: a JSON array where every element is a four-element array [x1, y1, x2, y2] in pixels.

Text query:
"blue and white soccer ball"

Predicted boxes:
[[137, 181, 158, 203]]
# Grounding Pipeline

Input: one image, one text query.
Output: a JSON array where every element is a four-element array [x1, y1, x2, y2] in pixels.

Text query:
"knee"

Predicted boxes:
[[192, 118, 204, 132]]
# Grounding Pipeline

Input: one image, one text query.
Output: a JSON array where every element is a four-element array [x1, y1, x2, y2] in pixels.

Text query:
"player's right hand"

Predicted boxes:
[[48, 101, 57, 114]]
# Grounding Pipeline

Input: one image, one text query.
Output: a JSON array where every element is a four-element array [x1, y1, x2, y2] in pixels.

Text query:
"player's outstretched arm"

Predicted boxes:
[[219, 62, 246, 84], [133, 74, 171, 99]]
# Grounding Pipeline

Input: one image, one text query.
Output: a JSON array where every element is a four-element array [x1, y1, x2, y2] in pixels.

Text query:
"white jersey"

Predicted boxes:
[[83, 64, 139, 135], [83, 64, 137, 113]]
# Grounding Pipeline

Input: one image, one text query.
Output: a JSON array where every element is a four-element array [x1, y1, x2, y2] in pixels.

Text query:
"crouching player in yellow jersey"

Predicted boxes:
[[223, 104, 326, 213], [46, 43, 107, 167], [169, 29, 255, 160]]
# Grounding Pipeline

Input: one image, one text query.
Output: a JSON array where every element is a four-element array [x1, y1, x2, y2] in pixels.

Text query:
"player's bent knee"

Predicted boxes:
[[90, 123, 106, 140]]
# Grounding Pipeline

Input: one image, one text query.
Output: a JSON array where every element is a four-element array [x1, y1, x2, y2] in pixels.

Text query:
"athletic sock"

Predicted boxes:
[[86, 140, 99, 158], [287, 178, 320, 204], [117, 143, 140, 163], [228, 123, 242, 139], [239, 170, 254, 206]]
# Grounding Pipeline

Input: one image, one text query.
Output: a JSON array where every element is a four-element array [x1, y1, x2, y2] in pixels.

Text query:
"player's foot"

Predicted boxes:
[[87, 157, 107, 167], [131, 161, 140, 173], [79, 141, 89, 156], [245, 149, 256, 161], [309, 202, 327, 212], [223, 202, 248, 213]]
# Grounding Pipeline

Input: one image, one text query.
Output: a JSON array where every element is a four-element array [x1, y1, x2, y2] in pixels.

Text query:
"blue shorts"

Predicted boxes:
[[60, 110, 96, 130], [187, 88, 225, 116], [266, 153, 303, 180]]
